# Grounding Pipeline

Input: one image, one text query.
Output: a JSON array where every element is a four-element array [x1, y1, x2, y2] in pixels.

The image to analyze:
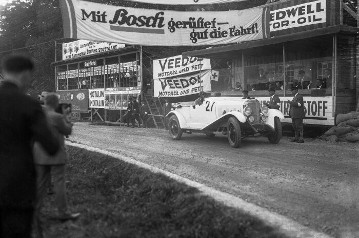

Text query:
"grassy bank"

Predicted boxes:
[[39, 146, 286, 238]]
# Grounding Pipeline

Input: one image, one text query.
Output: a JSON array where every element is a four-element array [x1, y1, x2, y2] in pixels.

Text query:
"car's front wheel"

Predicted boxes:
[[268, 117, 282, 144], [168, 115, 183, 140], [227, 117, 241, 148]]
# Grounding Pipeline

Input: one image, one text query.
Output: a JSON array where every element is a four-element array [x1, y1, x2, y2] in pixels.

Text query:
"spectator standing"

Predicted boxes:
[[33, 94, 80, 222], [0, 55, 59, 238], [122, 96, 134, 127], [289, 85, 305, 143], [131, 97, 141, 127]]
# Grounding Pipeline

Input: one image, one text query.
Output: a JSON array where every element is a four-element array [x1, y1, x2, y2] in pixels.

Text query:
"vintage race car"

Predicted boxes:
[[166, 97, 284, 148]]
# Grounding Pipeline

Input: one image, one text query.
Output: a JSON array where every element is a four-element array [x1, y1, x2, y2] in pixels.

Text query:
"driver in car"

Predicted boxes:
[[193, 91, 206, 108]]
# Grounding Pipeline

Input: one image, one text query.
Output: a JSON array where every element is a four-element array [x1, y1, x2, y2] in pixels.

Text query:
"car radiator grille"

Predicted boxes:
[[246, 101, 261, 124]]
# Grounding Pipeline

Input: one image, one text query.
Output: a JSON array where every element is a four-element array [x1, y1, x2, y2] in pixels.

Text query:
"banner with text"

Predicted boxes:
[[60, 0, 264, 46], [269, 0, 326, 32], [154, 70, 212, 97], [125, 0, 250, 5], [89, 89, 105, 108], [62, 40, 125, 60], [257, 96, 334, 125], [57, 90, 89, 112], [153, 55, 211, 79]]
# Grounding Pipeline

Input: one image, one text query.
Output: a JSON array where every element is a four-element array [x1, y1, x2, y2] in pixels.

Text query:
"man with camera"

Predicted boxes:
[[33, 93, 80, 223]]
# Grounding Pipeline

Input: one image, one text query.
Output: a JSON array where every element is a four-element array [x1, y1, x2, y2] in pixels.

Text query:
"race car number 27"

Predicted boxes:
[[206, 101, 215, 111]]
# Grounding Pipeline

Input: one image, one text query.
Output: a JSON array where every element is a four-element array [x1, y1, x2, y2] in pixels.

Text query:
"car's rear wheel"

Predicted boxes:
[[227, 117, 241, 148], [268, 117, 282, 144], [169, 115, 183, 140]]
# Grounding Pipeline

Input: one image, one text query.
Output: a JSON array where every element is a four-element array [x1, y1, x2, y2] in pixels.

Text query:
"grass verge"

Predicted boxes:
[[40, 146, 286, 238]]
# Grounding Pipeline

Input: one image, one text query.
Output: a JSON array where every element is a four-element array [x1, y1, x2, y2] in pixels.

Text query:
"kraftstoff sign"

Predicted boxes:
[[154, 70, 212, 97], [269, 0, 326, 32], [59, 0, 264, 46], [153, 55, 211, 79], [257, 96, 334, 125]]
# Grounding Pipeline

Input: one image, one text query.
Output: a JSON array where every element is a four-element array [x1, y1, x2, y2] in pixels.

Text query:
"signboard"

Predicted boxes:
[[89, 89, 105, 108], [60, 0, 264, 46], [154, 70, 212, 97], [269, 0, 326, 32], [57, 90, 89, 112], [105, 89, 141, 110], [153, 55, 211, 79], [62, 40, 125, 60], [124, 0, 249, 5], [256, 96, 334, 125]]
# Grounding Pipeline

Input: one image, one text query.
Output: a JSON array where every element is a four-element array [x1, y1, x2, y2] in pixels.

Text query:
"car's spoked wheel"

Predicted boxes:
[[227, 117, 241, 148], [268, 117, 282, 144], [169, 115, 183, 140]]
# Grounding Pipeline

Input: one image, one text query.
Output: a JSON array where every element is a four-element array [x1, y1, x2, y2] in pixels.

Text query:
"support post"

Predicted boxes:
[[332, 34, 338, 117], [241, 52, 245, 90], [140, 46, 143, 102], [283, 43, 286, 97]]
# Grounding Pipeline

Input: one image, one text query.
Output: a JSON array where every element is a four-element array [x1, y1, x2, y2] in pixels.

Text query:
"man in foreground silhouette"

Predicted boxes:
[[0, 55, 59, 238]]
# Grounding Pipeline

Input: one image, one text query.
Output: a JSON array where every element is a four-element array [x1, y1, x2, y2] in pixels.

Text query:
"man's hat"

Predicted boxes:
[[291, 84, 299, 91]]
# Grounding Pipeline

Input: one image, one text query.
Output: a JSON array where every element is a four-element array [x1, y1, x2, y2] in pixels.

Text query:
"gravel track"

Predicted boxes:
[[69, 123, 359, 238]]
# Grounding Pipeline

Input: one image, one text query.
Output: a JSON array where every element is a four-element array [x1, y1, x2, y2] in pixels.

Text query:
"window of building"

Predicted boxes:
[[120, 53, 138, 88], [285, 36, 333, 95], [67, 64, 79, 90], [56, 65, 67, 90], [104, 57, 120, 89], [91, 59, 104, 89]]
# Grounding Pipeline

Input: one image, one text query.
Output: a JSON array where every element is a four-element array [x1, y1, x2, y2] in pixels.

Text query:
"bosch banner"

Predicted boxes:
[[154, 70, 212, 97], [153, 55, 211, 79], [123, 0, 250, 5], [60, 0, 264, 46]]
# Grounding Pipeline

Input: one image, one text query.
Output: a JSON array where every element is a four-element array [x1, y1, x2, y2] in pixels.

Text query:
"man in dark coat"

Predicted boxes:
[[0, 55, 59, 238], [131, 98, 141, 127], [122, 96, 134, 127], [264, 87, 280, 110], [289, 85, 305, 143]]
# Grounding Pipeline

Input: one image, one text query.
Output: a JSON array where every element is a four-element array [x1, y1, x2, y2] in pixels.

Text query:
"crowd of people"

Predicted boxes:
[[0, 55, 79, 238]]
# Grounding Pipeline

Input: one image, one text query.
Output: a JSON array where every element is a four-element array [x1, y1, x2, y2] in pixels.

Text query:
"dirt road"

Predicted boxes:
[[69, 123, 359, 238]]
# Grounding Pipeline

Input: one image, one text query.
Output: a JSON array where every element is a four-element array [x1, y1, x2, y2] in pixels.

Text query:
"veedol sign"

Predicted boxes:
[[269, 0, 326, 32], [60, 0, 264, 46], [153, 55, 211, 79], [154, 70, 212, 97]]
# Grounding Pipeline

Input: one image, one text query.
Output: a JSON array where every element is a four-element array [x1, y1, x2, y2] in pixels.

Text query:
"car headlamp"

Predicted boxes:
[[248, 116, 255, 123], [261, 106, 269, 115], [244, 106, 252, 116]]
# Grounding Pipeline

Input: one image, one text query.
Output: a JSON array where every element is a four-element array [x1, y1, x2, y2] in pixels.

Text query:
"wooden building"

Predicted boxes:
[[185, 0, 358, 126]]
